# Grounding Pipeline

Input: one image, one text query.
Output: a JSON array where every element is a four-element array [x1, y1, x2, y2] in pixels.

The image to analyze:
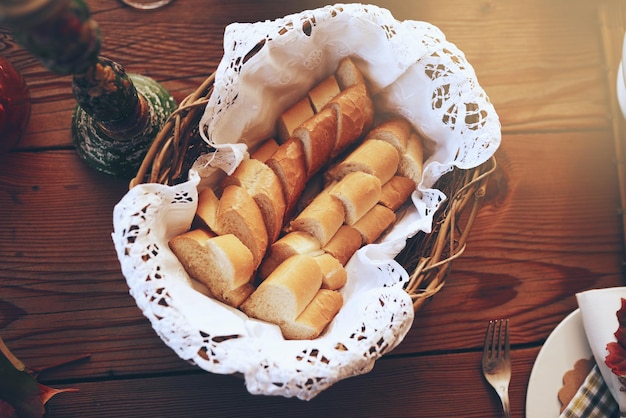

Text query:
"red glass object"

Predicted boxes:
[[0, 56, 31, 153]]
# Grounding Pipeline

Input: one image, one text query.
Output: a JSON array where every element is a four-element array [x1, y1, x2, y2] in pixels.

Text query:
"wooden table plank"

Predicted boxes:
[[41, 347, 540, 418]]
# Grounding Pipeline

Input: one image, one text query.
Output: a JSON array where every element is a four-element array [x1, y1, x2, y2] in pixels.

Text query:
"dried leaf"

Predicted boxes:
[[0, 337, 80, 418]]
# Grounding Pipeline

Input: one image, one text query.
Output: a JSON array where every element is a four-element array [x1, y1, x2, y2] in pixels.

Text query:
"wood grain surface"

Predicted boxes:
[[1, 0, 624, 416]]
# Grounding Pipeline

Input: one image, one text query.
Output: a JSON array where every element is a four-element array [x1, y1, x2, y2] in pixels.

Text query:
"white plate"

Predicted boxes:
[[525, 309, 593, 418]]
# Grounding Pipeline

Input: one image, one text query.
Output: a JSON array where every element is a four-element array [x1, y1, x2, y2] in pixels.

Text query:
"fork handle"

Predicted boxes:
[[499, 387, 511, 418]]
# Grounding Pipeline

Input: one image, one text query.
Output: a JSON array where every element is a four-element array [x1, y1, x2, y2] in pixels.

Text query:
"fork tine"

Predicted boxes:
[[503, 319, 510, 358]]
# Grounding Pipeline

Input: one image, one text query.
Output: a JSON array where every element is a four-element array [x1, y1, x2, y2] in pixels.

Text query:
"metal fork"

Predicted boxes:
[[482, 319, 511, 418]]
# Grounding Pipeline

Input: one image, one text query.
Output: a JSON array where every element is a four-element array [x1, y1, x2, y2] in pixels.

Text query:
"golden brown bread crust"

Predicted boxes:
[[308, 75, 341, 112], [240, 254, 322, 325], [289, 190, 345, 247], [215, 185, 269, 268], [365, 117, 412, 154], [195, 187, 220, 232], [330, 171, 382, 225], [379, 176, 417, 211], [313, 253, 347, 290], [281, 289, 343, 340], [258, 230, 322, 280], [293, 107, 338, 177], [221, 158, 286, 243], [168, 231, 255, 308], [399, 132, 425, 183], [265, 137, 308, 220], [326, 139, 400, 185], [325, 83, 375, 158], [276, 96, 314, 144], [251, 137, 279, 162], [352, 204, 397, 245], [323, 225, 363, 266]]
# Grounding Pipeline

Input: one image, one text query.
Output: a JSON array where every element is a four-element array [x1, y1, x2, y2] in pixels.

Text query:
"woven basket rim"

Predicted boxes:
[[130, 71, 497, 313]]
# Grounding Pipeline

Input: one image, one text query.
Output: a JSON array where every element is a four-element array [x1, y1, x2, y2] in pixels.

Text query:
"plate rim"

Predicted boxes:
[[525, 309, 593, 417]]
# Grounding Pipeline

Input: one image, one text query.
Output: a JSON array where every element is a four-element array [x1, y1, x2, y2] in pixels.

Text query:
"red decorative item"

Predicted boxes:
[[0, 55, 31, 153], [606, 298, 626, 380]]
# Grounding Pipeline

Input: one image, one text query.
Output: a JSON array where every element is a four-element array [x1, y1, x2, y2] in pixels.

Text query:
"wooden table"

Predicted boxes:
[[1, 0, 625, 416]]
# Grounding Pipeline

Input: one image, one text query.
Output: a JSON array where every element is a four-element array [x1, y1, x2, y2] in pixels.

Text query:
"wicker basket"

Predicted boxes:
[[129, 71, 497, 313]]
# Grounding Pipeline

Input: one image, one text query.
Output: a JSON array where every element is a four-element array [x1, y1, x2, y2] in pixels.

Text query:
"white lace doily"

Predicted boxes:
[[112, 3, 500, 400]]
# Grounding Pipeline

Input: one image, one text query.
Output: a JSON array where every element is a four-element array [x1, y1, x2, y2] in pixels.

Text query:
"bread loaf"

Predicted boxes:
[[308, 75, 341, 112], [276, 97, 314, 144], [258, 230, 322, 280], [398, 132, 425, 183], [293, 107, 338, 177], [221, 158, 286, 242], [326, 139, 400, 185], [335, 56, 366, 89], [325, 83, 375, 158], [240, 254, 322, 325], [313, 253, 347, 290], [195, 187, 220, 231], [265, 137, 308, 220], [251, 137, 279, 162], [352, 204, 396, 245], [290, 190, 345, 246], [280, 289, 343, 340], [365, 117, 412, 154], [323, 225, 363, 266], [214, 185, 268, 268], [330, 171, 382, 225], [169, 231, 254, 308], [379, 176, 417, 211]]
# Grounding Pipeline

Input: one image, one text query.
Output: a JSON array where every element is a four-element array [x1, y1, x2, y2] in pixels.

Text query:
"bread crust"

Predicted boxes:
[[308, 75, 341, 112], [195, 187, 220, 232], [222, 158, 286, 242], [258, 230, 322, 280], [313, 253, 347, 290], [290, 190, 345, 246], [168, 232, 254, 308], [241, 255, 322, 324], [379, 176, 417, 211], [276, 96, 314, 144], [266, 138, 308, 220], [323, 225, 363, 265], [281, 289, 343, 340], [215, 185, 269, 268], [399, 132, 425, 183], [325, 83, 375, 158], [326, 139, 400, 185], [353, 204, 396, 245], [293, 107, 338, 177], [330, 171, 382, 225], [365, 117, 412, 154], [335, 56, 366, 90]]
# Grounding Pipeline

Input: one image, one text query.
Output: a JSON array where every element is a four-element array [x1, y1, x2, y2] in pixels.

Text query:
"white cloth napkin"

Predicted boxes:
[[576, 287, 626, 414]]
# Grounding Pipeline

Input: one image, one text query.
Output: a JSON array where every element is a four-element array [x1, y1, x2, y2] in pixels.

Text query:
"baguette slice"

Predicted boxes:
[[365, 118, 412, 154], [215, 185, 268, 268], [241, 254, 322, 325], [168, 231, 254, 308], [281, 289, 343, 340], [379, 176, 417, 211], [251, 138, 279, 162], [276, 97, 314, 144], [258, 230, 322, 280], [290, 190, 345, 246], [308, 75, 341, 113], [326, 139, 400, 185], [323, 225, 363, 266], [293, 107, 338, 177], [330, 171, 382, 225], [313, 253, 348, 290], [195, 187, 220, 231], [398, 132, 425, 184], [266, 137, 308, 220], [221, 158, 286, 242], [325, 83, 375, 158], [335, 56, 366, 89], [353, 204, 396, 245]]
